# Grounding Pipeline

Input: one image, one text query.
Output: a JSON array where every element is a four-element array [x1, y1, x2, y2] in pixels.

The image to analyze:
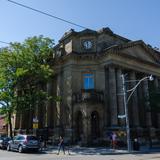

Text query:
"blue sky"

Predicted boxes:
[[0, 0, 160, 48]]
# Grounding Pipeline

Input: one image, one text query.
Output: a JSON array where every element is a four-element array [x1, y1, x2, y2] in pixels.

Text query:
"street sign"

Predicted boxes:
[[33, 123, 38, 129], [33, 117, 39, 123], [118, 115, 126, 119]]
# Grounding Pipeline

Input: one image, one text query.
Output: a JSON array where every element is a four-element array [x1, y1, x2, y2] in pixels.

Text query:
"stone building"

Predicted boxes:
[[0, 115, 8, 136], [14, 28, 160, 145]]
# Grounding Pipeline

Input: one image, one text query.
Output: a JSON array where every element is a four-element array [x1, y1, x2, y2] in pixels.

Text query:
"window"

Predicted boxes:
[[27, 136, 38, 141], [17, 136, 25, 140], [83, 73, 94, 89]]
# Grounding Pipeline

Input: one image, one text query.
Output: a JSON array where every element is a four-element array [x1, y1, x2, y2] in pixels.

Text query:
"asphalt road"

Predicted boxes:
[[0, 149, 160, 160]]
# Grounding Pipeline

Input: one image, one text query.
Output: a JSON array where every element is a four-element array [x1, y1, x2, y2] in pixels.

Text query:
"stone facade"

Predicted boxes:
[[14, 28, 160, 145]]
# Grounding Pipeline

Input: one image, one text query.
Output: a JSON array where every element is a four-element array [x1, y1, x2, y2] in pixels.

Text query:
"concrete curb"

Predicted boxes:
[[42, 146, 160, 155]]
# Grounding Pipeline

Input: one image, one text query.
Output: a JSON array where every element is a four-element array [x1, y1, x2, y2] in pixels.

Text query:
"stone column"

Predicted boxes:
[[158, 78, 160, 89], [55, 74, 62, 127], [154, 77, 159, 88], [143, 80, 152, 127], [83, 115, 90, 144], [104, 67, 109, 127], [116, 68, 125, 126], [158, 113, 160, 128], [63, 67, 73, 136], [154, 77, 160, 128], [129, 71, 139, 127], [109, 66, 118, 126], [137, 80, 145, 127]]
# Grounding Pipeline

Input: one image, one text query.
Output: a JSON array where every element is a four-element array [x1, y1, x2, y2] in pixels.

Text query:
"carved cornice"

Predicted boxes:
[[53, 49, 160, 69], [53, 52, 101, 65], [53, 47, 160, 77]]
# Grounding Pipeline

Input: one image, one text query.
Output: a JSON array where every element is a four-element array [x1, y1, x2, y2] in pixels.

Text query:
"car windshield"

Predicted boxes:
[[0, 137, 10, 140], [27, 136, 38, 141], [3, 137, 11, 141]]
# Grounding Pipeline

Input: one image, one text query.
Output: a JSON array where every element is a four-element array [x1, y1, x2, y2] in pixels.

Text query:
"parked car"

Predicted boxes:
[[7, 135, 40, 153], [0, 137, 11, 149]]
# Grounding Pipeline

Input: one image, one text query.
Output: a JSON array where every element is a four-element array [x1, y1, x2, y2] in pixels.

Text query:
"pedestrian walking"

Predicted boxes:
[[111, 132, 117, 149], [57, 136, 65, 155], [133, 138, 140, 151], [39, 136, 45, 151]]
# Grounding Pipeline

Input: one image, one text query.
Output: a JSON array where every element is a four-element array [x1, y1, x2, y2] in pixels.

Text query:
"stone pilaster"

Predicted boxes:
[[56, 74, 61, 127], [116, 68, 125, 126], [158, 78, 160, 89], [154, 77, 159, 88], [63, 68, 73, 130], [109, 66, 118, 126], [143, 80, 152, 127], [158, 113, 160, 128], [154, 77, 160, 129], [137, 80, 145, 127], [83, 115, 90, 144], [104, 67, 109, 127], [129, 71, 139, 127]]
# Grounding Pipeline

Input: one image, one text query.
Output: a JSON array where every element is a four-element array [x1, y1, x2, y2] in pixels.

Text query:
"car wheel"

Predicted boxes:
[[7, 145, 11, 151], [18, 145, 23, 153]]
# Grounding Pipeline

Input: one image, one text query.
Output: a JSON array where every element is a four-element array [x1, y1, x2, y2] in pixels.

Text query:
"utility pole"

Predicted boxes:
[[121, 74, 153, 152], [121, 74, 131, 152]]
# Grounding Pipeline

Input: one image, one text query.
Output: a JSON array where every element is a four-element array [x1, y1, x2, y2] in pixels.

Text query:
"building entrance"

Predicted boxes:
[[91, 111, 100, 139], [75, 111, 83, 141]]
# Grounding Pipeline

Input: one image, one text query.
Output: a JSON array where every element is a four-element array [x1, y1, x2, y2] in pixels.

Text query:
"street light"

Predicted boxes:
[[121, 74, 153, 152]]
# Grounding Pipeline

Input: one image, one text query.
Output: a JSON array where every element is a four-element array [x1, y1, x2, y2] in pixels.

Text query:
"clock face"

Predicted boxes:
[[83, 40, 93, 49]]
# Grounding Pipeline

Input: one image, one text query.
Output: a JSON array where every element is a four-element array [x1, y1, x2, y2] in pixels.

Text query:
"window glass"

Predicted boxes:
[[13, 136, 18, 140], [17, 136, 25, 140], [83, 73, 94, 89], [27, 136, 38, 141]]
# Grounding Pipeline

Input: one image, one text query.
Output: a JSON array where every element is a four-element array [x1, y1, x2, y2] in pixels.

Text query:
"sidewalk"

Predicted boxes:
[[43, 145, 160, 155]]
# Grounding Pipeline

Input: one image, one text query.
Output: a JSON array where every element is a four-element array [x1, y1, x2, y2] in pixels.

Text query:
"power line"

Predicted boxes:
[[7, 0, 88, 29], [0, 40, 10, 45]]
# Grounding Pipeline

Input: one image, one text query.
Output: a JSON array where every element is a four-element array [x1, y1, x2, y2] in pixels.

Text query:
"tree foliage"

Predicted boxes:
[[0, 35, 55, 137]]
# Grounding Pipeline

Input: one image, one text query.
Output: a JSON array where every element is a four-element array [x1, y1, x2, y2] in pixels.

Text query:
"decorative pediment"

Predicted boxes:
[[106, 40, 160, 64], [121, 45, 157, 63], [79, 29, 97, 35]]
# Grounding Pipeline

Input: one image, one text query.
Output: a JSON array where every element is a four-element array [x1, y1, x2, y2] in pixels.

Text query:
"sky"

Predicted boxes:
[[0, 0, 160, 49]]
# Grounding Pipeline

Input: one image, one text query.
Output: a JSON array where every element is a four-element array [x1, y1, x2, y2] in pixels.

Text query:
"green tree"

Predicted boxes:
[[0, 36, 55, 137]]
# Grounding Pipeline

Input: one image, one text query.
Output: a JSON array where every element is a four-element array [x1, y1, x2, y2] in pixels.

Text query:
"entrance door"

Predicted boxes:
[[75, 111, 83, 141], [91, 111, 100, 139]]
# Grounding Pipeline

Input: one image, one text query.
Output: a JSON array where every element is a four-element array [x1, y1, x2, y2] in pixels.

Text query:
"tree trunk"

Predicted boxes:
[[8, 112, 13, 138]]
